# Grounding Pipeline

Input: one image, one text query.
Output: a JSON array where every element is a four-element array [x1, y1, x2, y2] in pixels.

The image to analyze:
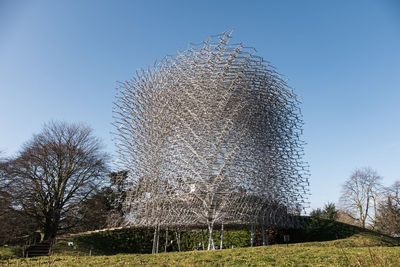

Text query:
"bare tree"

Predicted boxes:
[[0, 152, 12, 205], [1, 153, 39, 244], [4, 121, 109, 241], [336, 209, 358, 226], [339, 168, 382, 228], [375, 181, 400, 236], [72, 187, 113, 233]]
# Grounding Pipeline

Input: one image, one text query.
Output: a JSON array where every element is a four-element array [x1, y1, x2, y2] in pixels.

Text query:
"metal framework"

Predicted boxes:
[[113, 31, 309, 250]]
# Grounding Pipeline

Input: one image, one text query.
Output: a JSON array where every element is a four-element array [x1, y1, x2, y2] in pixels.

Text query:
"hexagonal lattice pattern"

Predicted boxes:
[[113, 32, 309, 249]]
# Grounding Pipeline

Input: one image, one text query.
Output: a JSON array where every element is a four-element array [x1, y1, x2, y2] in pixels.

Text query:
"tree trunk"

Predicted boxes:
[[372, 196, 378, 229], [358, 202, 366, 228], [42, 213, 59, 241]]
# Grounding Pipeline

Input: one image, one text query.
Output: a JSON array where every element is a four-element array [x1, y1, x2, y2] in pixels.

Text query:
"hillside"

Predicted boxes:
[[2, 218, 399, 265], [48, 217, 399, 256], [2, 233, 400, 266]]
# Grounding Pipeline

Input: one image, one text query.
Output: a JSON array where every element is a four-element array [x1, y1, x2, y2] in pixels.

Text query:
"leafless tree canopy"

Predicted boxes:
[[5, 121, 109, 240], [2, 155, 38, 244], [339, 167, 382, 228], [375, 181, 400, 236], [113, 32, 309, 246]]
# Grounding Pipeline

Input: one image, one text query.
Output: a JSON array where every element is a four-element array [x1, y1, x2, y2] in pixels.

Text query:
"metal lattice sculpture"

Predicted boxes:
[[113, 31, 309, 250]]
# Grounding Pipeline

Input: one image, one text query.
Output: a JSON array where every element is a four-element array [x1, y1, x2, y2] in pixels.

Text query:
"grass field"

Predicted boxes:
[[2, 233, 399, 266]]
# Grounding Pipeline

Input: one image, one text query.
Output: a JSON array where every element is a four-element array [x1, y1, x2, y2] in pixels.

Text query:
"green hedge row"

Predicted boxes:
[[69, 227, 252, 255]]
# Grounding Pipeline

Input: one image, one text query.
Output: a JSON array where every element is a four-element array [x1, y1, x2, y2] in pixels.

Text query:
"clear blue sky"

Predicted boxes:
[[1, 0, 399, 211]]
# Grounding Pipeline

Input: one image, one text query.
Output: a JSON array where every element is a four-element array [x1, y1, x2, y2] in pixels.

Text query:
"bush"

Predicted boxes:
[[0, 246, 22, 260]]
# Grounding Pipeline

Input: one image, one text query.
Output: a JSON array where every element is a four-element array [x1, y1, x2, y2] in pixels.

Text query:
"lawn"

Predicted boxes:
[[2, 233, 399, 266]]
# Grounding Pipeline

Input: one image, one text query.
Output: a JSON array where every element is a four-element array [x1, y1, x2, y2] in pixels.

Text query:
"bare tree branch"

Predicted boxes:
[[339, 167, 382, 228], [4, 121, 109, 240]]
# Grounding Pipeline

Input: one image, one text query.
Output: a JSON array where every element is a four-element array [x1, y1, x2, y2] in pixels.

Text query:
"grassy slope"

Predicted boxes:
[[3, 233, 400, 266], [47, 217, 399, 257]]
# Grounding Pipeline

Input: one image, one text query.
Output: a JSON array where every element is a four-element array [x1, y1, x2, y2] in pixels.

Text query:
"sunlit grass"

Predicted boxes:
[[2, 233, 399, 266]]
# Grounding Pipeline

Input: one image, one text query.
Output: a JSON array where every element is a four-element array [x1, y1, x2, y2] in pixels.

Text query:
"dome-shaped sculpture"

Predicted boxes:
[[113, 31, 309, 250]]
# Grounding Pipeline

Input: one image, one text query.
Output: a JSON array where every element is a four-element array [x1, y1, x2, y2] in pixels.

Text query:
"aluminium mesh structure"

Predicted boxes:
[[113, 32, 309, 250]]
